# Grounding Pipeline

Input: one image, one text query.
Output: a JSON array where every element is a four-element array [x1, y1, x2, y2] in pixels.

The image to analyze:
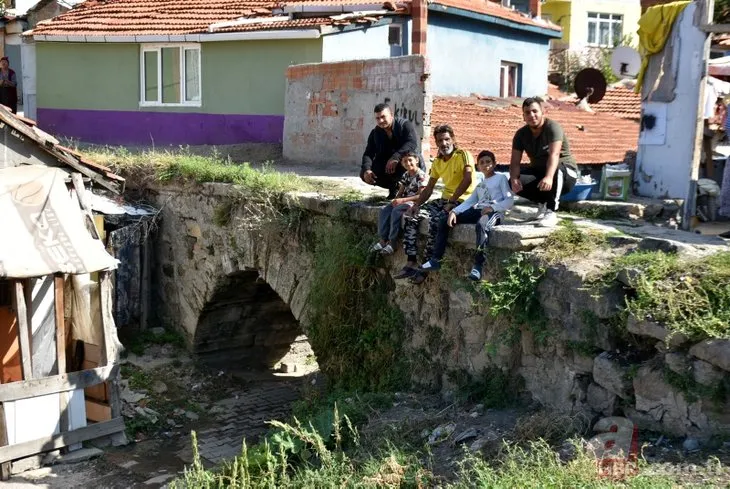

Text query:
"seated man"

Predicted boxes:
[[510, 97, 578, 227], [361, 103, 425, 198], [395, 124, 477, 284]]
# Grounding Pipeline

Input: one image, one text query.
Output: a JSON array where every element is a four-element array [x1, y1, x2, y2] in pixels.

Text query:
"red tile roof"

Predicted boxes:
[[30, 0, 402, 36], [431, 96, 639, 166], [29, 0, 559, 37], [567, 85, 642, 121], [434, 0, 561, 32]]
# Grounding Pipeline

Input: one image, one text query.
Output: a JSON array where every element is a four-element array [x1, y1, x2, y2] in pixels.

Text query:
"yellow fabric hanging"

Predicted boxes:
[[635, 0, 692, 92]]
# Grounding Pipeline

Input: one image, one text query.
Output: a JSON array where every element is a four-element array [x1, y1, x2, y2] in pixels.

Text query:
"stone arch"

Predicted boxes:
[[192, 269, 304, 369]]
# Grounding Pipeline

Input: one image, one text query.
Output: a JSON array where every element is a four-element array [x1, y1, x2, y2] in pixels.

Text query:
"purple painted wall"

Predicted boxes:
[[37, 108, 284, 146]]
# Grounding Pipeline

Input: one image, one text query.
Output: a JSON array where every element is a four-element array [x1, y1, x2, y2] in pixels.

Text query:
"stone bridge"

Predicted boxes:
[[146, 182, 730, 439]]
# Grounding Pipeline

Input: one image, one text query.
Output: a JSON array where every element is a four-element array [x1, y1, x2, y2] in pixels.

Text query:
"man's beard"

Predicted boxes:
[[439, 145, 454, 156]]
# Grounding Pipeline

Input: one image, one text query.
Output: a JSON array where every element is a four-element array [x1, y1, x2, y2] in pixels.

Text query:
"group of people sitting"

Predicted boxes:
[[360, 97, 579, 285]]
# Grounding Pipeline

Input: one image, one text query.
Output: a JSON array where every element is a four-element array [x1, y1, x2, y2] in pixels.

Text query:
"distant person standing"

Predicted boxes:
[[0, 57, 17, 114], [361, 103, 425, 198], [510, 97, 578, 227]]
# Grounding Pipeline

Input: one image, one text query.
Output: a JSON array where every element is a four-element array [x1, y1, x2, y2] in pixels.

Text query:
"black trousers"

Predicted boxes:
[[515, 164, 577, 211]]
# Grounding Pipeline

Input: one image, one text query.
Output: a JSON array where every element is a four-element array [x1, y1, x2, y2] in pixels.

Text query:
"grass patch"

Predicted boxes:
[[604, 251, 730, 340], [564, 206, 624, 221], [169, 408, 678, 488], [306, 220, 409, 391], [123, 328, 186, 356], [540, 220, 608, 264], [82, 146, 313, 194], [512, 411, 589, 446], [479, 253, 548, 345]]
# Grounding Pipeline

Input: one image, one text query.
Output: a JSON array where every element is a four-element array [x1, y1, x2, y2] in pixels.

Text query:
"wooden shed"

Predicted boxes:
[[0, 105, 126, 477]]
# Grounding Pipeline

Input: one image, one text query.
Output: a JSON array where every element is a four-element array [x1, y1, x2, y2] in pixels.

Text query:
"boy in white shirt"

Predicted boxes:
[[421, 150, 513, 281]]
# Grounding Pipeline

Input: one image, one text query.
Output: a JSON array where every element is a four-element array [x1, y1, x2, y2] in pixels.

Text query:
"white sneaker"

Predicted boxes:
[[537, 210, 559, 227], [370, 242, 384, 252], [534, 203, 547, 221], [380, 244, 394, 255]]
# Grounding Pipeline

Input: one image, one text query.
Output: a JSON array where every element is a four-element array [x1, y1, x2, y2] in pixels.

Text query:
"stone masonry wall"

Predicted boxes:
[[147, 183, 730, 440], [283, 55, 431, 165]]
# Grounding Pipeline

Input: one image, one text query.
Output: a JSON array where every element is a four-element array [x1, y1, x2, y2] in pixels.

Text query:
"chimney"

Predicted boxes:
[[411, 0, 427, 55], [529, 0, 541, 17]]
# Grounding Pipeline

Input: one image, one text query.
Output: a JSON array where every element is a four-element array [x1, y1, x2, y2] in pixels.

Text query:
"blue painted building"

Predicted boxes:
[[427, 2, 561, 97]]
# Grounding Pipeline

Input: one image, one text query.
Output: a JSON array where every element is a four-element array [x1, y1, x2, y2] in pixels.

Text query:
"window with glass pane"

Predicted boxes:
[[184, 49, 200, 102], [587, 12, 623, 47], [143, 51, 158, 102], [161, 47, 181, 104]]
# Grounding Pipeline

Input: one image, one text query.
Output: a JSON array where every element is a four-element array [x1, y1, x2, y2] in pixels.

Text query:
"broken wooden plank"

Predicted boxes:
[[0, 364, 118, 402], [98, 271, 127, 446], [13, 281, 32, 381], [0, 404, 10, 480], [85, 399, 111, 423], [54, 274, 69, 451], [0, 417, 125, 464]]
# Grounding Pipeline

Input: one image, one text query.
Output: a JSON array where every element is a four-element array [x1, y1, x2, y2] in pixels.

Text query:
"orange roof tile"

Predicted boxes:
[[433, 0, 561, 32], [431, 96, 638, 166], [30, 0, 398, 36], [567, 85, 641, 121], [29, 0, 558, 37]]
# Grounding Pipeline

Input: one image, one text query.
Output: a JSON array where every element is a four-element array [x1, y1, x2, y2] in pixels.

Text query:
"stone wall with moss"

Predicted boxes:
[[146, 182, 730, 439]]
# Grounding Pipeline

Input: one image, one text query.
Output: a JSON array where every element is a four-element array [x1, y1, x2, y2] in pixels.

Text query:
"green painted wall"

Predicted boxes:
[[37, 38, 323, 114]]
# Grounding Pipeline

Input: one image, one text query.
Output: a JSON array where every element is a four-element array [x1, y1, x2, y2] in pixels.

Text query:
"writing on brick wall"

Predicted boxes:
[[384, 98, 421, 127]]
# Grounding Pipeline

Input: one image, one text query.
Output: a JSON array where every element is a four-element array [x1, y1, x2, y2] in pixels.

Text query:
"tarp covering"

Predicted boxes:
[[0, 165, 118, 278]]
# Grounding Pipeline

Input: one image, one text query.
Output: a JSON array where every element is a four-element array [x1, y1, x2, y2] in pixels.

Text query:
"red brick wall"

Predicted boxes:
[[284, 56, 431, 165]]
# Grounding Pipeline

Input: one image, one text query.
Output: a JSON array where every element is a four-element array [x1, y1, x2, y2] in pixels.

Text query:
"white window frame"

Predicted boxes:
[[500, 61, 520, 98], [388, 24, 403, 47], [587, 12, 623, 48], [139, 43, 202, 107]]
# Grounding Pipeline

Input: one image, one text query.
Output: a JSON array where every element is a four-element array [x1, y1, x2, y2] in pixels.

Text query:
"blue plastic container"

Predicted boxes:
[[561, 182, 596, 202]]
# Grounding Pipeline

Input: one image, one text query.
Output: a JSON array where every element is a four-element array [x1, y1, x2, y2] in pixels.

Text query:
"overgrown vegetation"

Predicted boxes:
[[306, 220, 409, 391], [169, 405, 678, 488], [604, 251, 730, 340], [123, 328, 186, 356], [82, 146, 313, 194], [539, 221, 608, 264], [479, 253, 548, 345], [664, 368, 729, 405]]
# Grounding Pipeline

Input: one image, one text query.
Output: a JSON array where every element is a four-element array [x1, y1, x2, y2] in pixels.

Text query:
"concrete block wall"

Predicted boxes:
[[283, 55, 431, 166]]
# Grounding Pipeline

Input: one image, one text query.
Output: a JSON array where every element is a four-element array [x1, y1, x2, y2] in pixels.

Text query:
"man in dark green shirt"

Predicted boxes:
[[510, 97, 579, 227]]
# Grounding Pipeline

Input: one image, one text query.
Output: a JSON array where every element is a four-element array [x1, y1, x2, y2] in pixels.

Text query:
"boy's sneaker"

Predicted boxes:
[[418, 259, 441, 272], [370, 242, 384, 252], [380, 244, 394, 255], [394, 266, 417, 280], [534, 203, 547, 221], [468, 269, 481, 281], [536, 210, 559, 227]]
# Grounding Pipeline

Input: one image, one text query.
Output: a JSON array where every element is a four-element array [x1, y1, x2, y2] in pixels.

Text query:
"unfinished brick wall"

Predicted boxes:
[[283, 55, 431, 166]]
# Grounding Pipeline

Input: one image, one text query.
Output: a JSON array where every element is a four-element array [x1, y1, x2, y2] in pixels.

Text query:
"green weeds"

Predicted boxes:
[[605, 251, 730, 340], [540, 220, 608, 264], [480, 253, 547, 345], [306, 220, 408, 391]]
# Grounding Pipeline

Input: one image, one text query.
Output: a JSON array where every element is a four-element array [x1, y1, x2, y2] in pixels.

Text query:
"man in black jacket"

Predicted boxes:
[[361, 103, 424, 198]]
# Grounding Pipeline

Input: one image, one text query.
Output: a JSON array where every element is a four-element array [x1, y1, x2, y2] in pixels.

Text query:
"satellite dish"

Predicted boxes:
[[610, 46, 641, 78], [574, 68, 607, 104]]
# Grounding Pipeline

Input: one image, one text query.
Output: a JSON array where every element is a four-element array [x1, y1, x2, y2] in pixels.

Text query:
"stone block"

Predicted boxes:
[[689, 339, 730, 372], [692, 359, 725, 387], [587, 382, 617, 416], [632, 365, 709, 437], [627, 316, 689, 348], [570, 352, 595, 374], [593, 352, 632, 399], [664, 352, 690, 375]]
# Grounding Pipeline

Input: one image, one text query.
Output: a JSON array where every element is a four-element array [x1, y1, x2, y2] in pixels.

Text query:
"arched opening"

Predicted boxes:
[[193, 270, 313, 373]]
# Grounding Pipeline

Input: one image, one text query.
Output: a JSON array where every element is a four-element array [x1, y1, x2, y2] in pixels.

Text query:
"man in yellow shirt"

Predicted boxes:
[[395, 124, 476, 284]]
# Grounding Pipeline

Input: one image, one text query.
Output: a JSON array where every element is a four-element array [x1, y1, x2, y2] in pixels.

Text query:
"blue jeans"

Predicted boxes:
[[378, 203, 411, 242], [431, 208, 503, 270]]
